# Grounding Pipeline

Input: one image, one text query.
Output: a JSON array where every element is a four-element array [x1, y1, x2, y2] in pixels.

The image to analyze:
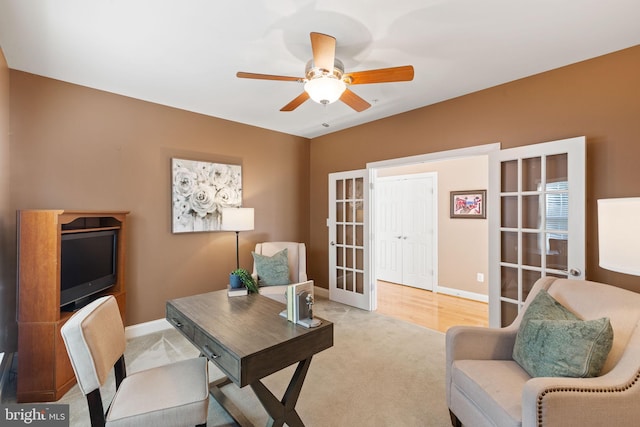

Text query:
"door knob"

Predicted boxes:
[[330, 241, 335, 246], [569, 268, 582, 277]]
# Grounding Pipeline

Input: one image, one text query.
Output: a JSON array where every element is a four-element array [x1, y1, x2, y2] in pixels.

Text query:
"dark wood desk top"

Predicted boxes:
[[166, 291, 333, 387]]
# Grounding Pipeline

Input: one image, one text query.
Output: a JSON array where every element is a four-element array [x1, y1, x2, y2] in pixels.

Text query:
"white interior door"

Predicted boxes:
[[375, 179, 403, 283], [489, 136, 586, 327], [328, 170, 371, 310], [402, 176, 436, 290], [375, 174, 436, 290]]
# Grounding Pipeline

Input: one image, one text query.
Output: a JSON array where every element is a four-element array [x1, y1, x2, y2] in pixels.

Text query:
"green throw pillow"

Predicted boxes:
[[252, 248, 290, 286], [513, 289, 613, 378]]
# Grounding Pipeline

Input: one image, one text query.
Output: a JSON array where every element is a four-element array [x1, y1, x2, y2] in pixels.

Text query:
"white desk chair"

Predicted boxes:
[[61, 296, 209, 427]]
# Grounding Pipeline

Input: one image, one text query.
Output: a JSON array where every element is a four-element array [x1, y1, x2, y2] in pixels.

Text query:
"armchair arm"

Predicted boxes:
[[522, 335, 640, 427], [446, 325, 518, 363], [446, 324, 519, 408], [522, 370, 640, 427]]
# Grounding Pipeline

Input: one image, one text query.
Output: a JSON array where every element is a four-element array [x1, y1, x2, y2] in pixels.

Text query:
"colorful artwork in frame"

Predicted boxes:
[[171, 158, 242, 233], [450, 190, 486, 219]]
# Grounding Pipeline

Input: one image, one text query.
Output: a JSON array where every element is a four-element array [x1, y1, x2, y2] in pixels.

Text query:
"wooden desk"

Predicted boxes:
[[166, 291, 333, 427]]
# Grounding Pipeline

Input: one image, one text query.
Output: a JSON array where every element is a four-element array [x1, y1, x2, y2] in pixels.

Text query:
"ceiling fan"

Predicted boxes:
[[236, 32, 414, 112]]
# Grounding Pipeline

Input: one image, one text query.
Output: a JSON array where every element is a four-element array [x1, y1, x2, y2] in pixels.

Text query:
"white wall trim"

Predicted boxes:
[[314, 285, 329, 299], [367, 143, 501, 170], [437, 285, 488, 303], [376, 171, 439, 181], [125, 318, 172, 339]]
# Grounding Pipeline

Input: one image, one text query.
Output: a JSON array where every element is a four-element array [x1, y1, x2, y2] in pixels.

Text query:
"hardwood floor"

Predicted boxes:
[[376, 280, 488, 333]]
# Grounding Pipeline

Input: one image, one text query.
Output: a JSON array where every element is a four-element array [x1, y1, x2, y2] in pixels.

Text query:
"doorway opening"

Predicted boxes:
[[367, 143, 500, 323]]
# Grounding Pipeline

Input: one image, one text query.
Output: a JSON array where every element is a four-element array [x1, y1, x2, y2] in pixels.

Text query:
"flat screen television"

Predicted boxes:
[[60, 229, 118, 310]]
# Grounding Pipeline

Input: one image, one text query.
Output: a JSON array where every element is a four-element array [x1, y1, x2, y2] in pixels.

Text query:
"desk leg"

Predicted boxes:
[[209, 377, 256, 427], [250, 357, 311, 427]]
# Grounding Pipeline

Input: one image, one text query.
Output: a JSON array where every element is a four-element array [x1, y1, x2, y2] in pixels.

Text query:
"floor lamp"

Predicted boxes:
[[221, 207, 255, 270], [598, 198, 640, 277]]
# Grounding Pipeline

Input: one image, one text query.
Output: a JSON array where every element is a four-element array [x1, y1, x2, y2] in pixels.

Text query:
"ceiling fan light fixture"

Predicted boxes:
[[236, 33, 410, 112], [304, 76, 346, 105]]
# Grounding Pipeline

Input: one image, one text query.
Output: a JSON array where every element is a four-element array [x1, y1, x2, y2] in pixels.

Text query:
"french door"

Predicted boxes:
[[326, 139, 584, 318], [328, 170, 371, 310], [488, 136, 586, 327]]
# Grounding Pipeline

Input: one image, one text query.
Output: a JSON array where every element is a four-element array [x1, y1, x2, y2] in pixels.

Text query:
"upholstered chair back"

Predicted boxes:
[[253, 242, 307, 283], [520, 277, 640, 375], [60, 296, 126, 395]]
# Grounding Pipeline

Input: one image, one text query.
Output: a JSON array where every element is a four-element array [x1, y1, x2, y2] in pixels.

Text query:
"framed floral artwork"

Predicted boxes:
[[450, 190, 486, 219], [171, 158, 242, 233]]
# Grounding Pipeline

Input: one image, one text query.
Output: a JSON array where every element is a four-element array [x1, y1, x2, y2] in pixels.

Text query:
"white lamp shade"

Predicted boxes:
[[221, 207, 254, 231], [597, 198, 640, 276], [304, 77, 346, 104]]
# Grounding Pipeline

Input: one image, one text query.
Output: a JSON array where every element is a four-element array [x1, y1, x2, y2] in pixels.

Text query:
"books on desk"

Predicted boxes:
[[280, 281, 315, 323], [227, 286, 248, 297]]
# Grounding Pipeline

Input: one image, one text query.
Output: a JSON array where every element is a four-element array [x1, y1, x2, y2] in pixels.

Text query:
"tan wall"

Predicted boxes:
[[437, 157, 488, 295], [309, 45, 640, 294], [8, 71, 310, 325], [377, 156, 489, 296], [3, 44, 640, 344], [0, 46, 17, 351]]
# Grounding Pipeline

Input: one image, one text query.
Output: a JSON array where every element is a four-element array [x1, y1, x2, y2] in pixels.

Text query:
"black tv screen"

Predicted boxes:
[[60, 229, 117, 308]]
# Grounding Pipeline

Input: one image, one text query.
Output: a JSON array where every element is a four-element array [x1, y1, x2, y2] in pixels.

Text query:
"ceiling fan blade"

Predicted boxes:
[[280, 92, 310, 112], [344, 65, 414, 85], [310, 32, 336, 72], [340, 89, 371, 112], [236, 72, 303, 82]]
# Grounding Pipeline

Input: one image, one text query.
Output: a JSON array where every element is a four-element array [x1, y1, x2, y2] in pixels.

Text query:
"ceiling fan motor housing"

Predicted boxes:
[[305, 58, 345, 81], [236, 32, 411, 112], [304, 58, 348, 104]]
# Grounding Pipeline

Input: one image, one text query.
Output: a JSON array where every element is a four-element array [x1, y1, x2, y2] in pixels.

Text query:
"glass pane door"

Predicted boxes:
[[328, 170, 371, 310], [489, 137, 585, 327]]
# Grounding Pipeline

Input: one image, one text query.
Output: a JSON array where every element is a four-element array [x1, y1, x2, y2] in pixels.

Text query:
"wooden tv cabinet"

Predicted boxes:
[[16, 209, 128, 403]]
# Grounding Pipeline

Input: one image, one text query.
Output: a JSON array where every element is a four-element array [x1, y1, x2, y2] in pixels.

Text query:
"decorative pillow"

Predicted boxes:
[[513, 289, 614, 378], [252, 248, 290, 286]]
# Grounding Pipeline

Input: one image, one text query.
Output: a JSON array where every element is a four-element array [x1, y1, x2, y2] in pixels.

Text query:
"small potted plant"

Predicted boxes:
[[229, 268, 258, 293]]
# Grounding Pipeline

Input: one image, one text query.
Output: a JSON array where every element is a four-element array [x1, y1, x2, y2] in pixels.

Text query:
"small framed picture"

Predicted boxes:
[[450, 190, 486, 219]]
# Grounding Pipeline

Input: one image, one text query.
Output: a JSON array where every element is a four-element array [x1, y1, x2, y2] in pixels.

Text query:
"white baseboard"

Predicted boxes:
[[314, 285, 329, 299], [436, 286, 488, 303]]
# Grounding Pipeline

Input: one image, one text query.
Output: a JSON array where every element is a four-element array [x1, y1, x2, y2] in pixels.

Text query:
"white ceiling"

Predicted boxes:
[[1, 1, 639, 139]]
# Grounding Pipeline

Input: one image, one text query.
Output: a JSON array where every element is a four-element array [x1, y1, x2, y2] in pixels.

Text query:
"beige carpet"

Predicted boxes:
[[57, 297, 451, 427]]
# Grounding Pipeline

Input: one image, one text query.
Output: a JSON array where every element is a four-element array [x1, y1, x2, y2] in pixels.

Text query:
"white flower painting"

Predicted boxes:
[[172, 158, 242, 233]]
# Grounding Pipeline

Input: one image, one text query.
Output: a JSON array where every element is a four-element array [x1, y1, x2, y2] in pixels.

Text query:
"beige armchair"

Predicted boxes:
[[446, 277, 640, 427], [61, 296, 209, 427], [252, 241, 312, 301]]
